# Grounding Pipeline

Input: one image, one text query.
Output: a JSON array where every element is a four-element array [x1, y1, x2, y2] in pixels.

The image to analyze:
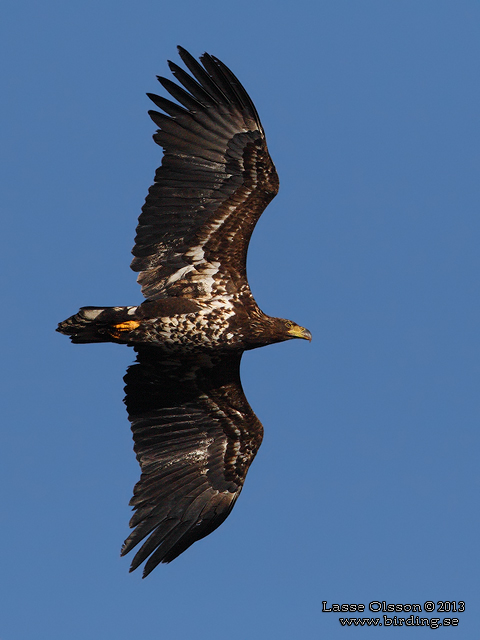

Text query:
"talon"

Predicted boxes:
[[110, 320, 140, 338]]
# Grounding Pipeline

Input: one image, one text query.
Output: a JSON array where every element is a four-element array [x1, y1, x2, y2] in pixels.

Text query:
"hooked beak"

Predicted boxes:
[[288, 325, 312, 341]]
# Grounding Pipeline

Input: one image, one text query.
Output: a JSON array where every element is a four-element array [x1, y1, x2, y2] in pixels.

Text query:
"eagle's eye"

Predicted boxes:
[[284, 321, 293, 330]]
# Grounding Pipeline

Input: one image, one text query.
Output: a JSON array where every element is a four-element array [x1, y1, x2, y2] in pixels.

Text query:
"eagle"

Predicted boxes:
[[57, 47, 311, 577]]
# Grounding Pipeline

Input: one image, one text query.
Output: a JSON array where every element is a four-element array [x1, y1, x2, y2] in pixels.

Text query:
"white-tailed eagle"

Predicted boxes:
[[57, 47, 311, 577]]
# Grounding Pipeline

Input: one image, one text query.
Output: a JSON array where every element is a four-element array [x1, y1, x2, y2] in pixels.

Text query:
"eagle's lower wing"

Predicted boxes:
[[121, 347, 263, 576], [131, 47, 279, 300]]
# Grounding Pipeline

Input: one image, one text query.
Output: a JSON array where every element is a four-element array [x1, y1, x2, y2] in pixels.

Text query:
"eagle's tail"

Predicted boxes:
[[56, 306, 139, 344]]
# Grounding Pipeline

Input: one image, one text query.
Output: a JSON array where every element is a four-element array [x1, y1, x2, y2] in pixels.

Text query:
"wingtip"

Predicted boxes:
[[178, 45, 204, 69]]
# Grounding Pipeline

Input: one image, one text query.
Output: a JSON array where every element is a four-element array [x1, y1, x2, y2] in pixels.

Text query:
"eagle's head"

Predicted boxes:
[[275, 318, 312, 343], [247, 315, 312, 348]]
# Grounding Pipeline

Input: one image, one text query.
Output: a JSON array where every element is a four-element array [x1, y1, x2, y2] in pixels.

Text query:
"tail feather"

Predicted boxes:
[[56, 306, 135, 344]]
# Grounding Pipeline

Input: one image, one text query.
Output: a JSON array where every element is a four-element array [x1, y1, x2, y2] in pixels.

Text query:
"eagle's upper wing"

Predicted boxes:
[[131, 47, 279, 300], [121, 347, 263, 576]]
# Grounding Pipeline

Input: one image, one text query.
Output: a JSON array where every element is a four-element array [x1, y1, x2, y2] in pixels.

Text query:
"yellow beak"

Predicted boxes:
[[288, 325, 312, 341]]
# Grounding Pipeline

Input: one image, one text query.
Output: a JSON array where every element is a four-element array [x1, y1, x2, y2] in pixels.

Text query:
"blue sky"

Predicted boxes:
[[2, 1, 479, 637]]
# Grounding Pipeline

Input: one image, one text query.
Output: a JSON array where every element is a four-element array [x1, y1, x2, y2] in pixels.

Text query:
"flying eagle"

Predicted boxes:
[[57, 47, 311, 577]]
